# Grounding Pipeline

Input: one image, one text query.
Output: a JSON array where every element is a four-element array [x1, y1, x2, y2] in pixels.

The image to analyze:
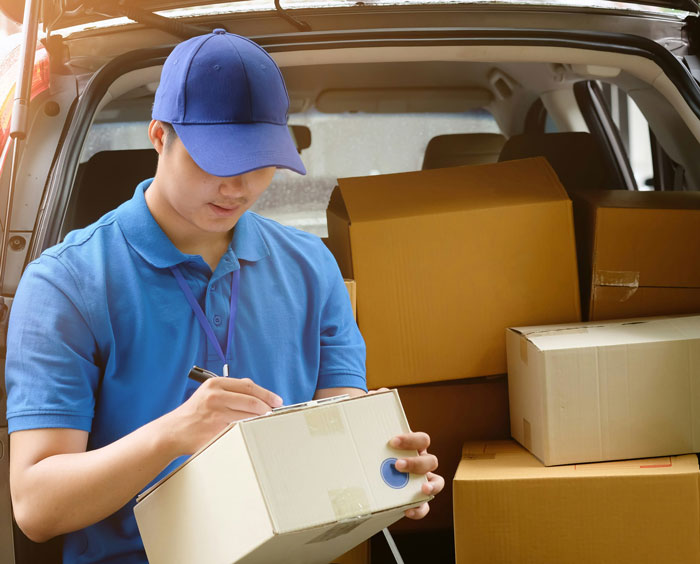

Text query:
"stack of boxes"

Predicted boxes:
[[324, 159, 700, 562]]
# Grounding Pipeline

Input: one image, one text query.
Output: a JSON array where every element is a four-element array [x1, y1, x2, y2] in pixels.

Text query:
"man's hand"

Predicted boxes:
[[165, 376, 283, 456], [389, 431, 444, 520]]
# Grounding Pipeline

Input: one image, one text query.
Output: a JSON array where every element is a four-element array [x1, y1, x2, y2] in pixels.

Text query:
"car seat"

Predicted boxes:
[[421, 133, 506, 170], [67, 149, 159, 232], [497, 132, 626, 192]]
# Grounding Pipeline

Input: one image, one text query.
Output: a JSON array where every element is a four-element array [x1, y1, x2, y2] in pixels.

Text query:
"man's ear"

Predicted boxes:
[[148, 120, 166, 154]]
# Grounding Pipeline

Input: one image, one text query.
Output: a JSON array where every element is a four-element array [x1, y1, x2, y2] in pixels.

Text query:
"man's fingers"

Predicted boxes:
[[394, 453, 438, 475], [212, 376, 283, 408], [421, 471, 445, 496], [223, 393, 275, 417], [404, 502, 430, 520], [389, 431, 430, 451]]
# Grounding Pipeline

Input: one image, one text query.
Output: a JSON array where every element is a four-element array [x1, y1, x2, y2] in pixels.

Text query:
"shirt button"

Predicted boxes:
[[213, 315, 222, 326], [210, 284, 217, 292]]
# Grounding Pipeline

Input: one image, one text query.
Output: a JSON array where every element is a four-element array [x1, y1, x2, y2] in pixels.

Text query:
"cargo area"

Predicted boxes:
[[3, 6, 700, 562]]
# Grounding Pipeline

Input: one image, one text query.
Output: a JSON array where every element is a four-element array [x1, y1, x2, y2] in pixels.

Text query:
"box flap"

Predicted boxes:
[[574, 189, 700, 211], [509, 314, 700, 351], [336, 157, 568, 223], [456, 440, 699, 481]]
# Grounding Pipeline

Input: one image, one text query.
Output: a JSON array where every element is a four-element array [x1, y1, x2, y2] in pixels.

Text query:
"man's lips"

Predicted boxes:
[[208, 203, 241, 216]]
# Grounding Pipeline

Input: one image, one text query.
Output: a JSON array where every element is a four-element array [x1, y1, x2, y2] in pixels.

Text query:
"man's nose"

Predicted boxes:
[[218, 175, 245, 194]]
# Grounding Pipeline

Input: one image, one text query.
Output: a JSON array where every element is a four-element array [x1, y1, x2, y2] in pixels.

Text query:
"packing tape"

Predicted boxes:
[[304, 405, 345, 436], [328, 487, 371, 521], [595, 270, 640, 301]]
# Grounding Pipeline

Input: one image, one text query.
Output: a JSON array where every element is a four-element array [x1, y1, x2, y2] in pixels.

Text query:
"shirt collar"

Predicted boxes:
[[116, 179, 270, 269], [231, 211, 270, 263]]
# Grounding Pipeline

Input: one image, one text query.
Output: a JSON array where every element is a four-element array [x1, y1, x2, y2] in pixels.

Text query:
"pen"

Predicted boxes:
[[188, 365, 219, 383]]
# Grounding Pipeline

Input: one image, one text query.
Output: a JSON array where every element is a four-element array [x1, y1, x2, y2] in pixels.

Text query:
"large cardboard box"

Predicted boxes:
[[134, 391, 430, 564], [326, 157, 581, 388], [453, 440, 700, 564], [507, 314, 700, 466], [572, 189, 700, 321]]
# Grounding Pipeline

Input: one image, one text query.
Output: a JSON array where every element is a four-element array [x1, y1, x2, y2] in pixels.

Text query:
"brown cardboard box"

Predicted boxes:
[[572, 189, 700, 321], [344, 279, 356, 319], [389, 377, 510, 533], [454, 440, 700, 564], [326, 158, 581, 388]]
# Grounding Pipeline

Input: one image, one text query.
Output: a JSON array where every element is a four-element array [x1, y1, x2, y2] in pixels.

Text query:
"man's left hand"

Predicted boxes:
[[389, 431, 444, 520]]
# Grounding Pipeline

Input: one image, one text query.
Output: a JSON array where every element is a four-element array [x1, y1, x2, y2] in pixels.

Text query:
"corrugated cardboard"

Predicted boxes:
[[326, 157, 581, 388], [331, 541, 369, 564], [389, 377, 509, 533], [344, 279, 356, 319], [134, 391, 430, 564], [453, 440, 700, 564], [572, 189, 700, 321], [507, 314, 700, 466]]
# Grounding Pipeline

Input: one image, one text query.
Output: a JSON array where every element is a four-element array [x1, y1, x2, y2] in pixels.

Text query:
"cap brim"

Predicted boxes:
[[173, 121, 307, 177]]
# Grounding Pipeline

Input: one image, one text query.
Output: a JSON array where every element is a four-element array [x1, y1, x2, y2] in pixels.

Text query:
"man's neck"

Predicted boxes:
[[145, 180, 233, 271]]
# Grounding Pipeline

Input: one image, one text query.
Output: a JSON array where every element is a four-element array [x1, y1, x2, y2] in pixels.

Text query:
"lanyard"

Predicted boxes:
[[170, 265, 240, 377]]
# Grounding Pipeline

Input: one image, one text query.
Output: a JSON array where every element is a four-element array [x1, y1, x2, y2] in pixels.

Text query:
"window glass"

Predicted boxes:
[[80, 109, 501, 237], [252, 109, 500, 237], [600, 83, 654, 190]]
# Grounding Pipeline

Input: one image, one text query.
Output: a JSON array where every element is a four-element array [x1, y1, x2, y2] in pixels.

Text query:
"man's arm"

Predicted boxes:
[[10, 376, 282, 542]]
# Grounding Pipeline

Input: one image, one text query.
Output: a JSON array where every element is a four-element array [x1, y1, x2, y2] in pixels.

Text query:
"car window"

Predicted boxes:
[[81, 109, 500, 238], [598, 83, 654, 190], [252, 109, 500, 237]]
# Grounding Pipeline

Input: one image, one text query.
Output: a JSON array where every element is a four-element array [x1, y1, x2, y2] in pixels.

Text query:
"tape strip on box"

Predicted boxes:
[[304, 405, 345, 436], [328, 487, 371, 521]]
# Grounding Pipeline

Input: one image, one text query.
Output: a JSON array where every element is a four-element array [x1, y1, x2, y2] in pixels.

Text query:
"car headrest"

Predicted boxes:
[[498, 132, 625, 191], [70, 149, 159, 231], [422, 133, 506, 170]]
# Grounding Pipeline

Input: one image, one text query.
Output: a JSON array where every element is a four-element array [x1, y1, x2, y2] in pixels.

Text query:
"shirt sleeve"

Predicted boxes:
[[316, 242, 367, 392], [6, 255, 101, 433]]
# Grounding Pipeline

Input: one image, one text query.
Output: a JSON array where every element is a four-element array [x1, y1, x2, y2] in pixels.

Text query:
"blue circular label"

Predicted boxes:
[[380, 457, 409, 489]]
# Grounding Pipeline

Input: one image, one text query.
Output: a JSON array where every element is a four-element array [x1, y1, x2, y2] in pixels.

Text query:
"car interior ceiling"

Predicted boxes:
[[62, 56, 699, 236]]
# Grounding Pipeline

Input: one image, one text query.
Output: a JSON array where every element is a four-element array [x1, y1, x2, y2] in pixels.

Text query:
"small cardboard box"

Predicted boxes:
[[134, 391, 430, 564], [507, 314, 700, 466], [326, 157, 581, 388], [572, 189, 700, 321], [453, 440, 700, 564]]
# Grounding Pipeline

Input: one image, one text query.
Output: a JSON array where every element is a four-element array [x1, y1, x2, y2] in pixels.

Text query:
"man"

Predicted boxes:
[[6, 30, 442, 563]]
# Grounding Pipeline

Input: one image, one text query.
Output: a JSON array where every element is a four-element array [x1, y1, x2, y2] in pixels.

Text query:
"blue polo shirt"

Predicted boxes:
[[5, 178, 366, 564]]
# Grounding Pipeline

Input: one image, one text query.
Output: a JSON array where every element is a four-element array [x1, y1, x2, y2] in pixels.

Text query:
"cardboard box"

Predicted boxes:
[[507, 314, 700, 466], [454, 440, 700, 564], [389, 377, 510, 533], [326, 157, 581, 388], [572, 189, 700, 321], [344, 279, 356, 319], [134, 391, 430, 564]]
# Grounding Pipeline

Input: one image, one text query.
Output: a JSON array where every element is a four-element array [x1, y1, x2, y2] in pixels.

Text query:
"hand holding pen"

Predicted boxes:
[[162, 365, 283, 456]]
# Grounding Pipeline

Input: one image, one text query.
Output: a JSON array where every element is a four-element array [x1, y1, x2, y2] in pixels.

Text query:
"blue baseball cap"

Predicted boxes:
[[152, 29, 306, 177]]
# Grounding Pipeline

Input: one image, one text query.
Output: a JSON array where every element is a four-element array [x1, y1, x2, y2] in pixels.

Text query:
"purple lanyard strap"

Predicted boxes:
[[170, 265, 240, 372]]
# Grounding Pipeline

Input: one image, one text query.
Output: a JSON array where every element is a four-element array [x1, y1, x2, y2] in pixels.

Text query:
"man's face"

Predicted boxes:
[[153, 125, 276, 236]]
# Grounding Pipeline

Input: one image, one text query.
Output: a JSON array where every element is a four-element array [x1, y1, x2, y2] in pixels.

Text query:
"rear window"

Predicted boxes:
[[81, 109, 501, 237], [253, 109, 500, 237]]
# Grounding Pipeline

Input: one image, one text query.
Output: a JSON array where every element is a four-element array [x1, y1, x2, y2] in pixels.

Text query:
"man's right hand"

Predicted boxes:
[[164, 376, 283, 455]]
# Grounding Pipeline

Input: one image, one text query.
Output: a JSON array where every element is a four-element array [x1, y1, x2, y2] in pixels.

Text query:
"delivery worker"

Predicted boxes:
[[5, 29, 443, 563]]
